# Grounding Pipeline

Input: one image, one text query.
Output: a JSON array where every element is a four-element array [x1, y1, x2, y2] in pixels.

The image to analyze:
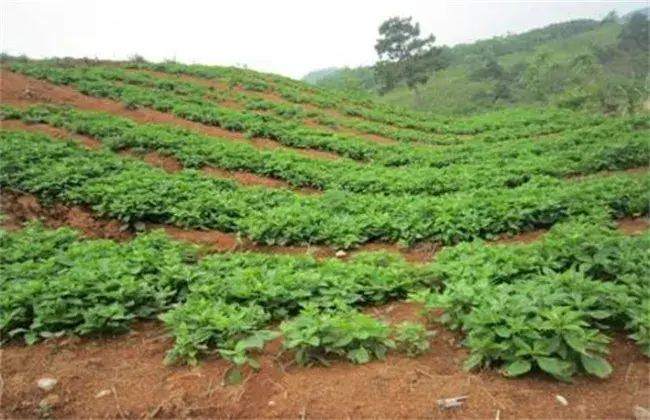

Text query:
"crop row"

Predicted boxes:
[[6, 64, 650, 171], [2, 105, 647, 196], [73, 66, 445, 146], [102, 66, 619, 146], [122, 61, 610, 137], [1, 129, 648, 247], [15, 63, 629, 147], [412, 214, 649, 380], [2, 215, 647, 379], [9, 63, 423, 161], [81, 65, 577, 147]]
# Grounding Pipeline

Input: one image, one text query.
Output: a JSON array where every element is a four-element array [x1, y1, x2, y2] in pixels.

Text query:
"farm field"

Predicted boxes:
[[1, 59, 649, 419]]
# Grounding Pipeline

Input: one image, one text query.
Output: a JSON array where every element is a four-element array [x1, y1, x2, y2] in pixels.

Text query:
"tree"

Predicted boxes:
[[601, 10, 618, 24], [470, 50, 513, 103], [470, 49, 506, 81], [618, 12, 650, 53], [373, 16, 448, 100]]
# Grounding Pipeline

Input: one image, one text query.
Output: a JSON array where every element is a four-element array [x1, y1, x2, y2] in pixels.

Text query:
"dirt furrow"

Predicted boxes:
[[0, 70, 343, 161], [2, 190, 647, 265], [3, 309, 648, 420], [0, 190, 438, 262], [1, 120, 320, 194], [128, 69, 404, 145]]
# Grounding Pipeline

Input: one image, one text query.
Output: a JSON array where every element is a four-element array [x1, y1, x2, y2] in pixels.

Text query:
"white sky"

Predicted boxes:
[[1, 0, 646, 79]]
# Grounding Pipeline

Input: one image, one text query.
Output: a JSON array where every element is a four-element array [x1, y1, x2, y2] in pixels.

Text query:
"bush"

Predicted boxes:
[[281, 305, 395, 366]]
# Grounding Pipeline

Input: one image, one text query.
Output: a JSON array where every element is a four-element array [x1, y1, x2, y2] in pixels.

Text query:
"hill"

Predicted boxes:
[[0, 57, 648, 418], [302, 66, 341, 83], [307, 12, 649, 115]]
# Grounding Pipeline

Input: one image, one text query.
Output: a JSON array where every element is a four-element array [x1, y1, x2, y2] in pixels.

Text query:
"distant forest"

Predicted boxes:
[[303, 9, 650, 115]]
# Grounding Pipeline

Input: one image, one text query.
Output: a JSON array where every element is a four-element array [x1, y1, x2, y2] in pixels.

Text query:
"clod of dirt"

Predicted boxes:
[[634, 406, 650, 420], [95, 389, 112, 399], [335, 250, 347, 258], [556, 395, 569, 406], [437, 395, 468, 409], [37, 378, 58, 392]]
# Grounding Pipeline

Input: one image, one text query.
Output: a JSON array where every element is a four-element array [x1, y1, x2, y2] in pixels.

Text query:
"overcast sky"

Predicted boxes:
[[1, 0, 646, 79]]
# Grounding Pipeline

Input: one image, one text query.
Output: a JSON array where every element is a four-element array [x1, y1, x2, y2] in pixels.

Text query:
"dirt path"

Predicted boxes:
[[0, 70, 343, 161], [2, 303, 648, 419]]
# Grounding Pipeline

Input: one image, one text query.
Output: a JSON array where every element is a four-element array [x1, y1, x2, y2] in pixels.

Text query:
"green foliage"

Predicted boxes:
[[393, 321, 435, 357], [412, 218, 650, 381], [160, 298, 271, 366], [1, 214, 648, 380], [374, 16, 448, 96], [312, 14, 649, 115], [280, 305, 395, 366], [0, 225, 197, 344], [3, 104, 647, 200]]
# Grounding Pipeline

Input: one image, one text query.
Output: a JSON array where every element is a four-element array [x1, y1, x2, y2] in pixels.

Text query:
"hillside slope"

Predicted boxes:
[[1, 57, 649, 418], [308, 15, 649, 115]]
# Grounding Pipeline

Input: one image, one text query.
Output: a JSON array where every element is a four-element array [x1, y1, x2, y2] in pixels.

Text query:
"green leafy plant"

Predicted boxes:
[[280, 305, 395, 366], [218, 330, 279, 385], [393, 321, 435, 357], [160, 298, 270, 366]]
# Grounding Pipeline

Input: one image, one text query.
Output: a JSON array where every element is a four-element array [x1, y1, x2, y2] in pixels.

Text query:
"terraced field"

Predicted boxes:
[[1, 59, 649, 418]]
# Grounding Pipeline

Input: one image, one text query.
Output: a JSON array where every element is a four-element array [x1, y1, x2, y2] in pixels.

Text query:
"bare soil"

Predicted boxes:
[[1, 120, 103, 150], [0, 191, 437, 261], [2, 303, 648, 419], [0, 70, 343, 161], [2, 119, 321, 194], [128, 69, 413, 146], [617, 217, 650, 235], [0, 191, 131, 241]]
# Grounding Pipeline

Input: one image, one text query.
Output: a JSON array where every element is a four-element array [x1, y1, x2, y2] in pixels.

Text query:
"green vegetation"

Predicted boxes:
[[2, 104, 647, 197], [2, 129, 647, 248], [281, 306, 395, 366], [310, 11, 650, 115], [1, 55, 648, 385], [2, 216, 647, 380], [412, 215, 650, 380], [393, 321, 435, 357]]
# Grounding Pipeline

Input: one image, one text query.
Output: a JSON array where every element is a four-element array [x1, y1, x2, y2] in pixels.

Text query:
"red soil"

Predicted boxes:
[[0, 70, 343, 161], [567, 166, 649, 182], [202, 166, 319, 195], [2, 302, 648, 419], [492, 229, 547, 245], [1, 120, 103, 150], [127, 69, 411, 146], [617, 217, 649, 235], [355, 131, 399, 145], [1, 119, 322, 194], [0, 191, 131, 241]]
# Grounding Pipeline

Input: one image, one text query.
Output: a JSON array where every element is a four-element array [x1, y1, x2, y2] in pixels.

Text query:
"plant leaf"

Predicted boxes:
[[463, 353, 484, 371], [503, 359, 532, 377], [580, 354, 612, 379], [225, 367, 244, 386], [349, 347, 370, 364], [536, 357, 572, 382]]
